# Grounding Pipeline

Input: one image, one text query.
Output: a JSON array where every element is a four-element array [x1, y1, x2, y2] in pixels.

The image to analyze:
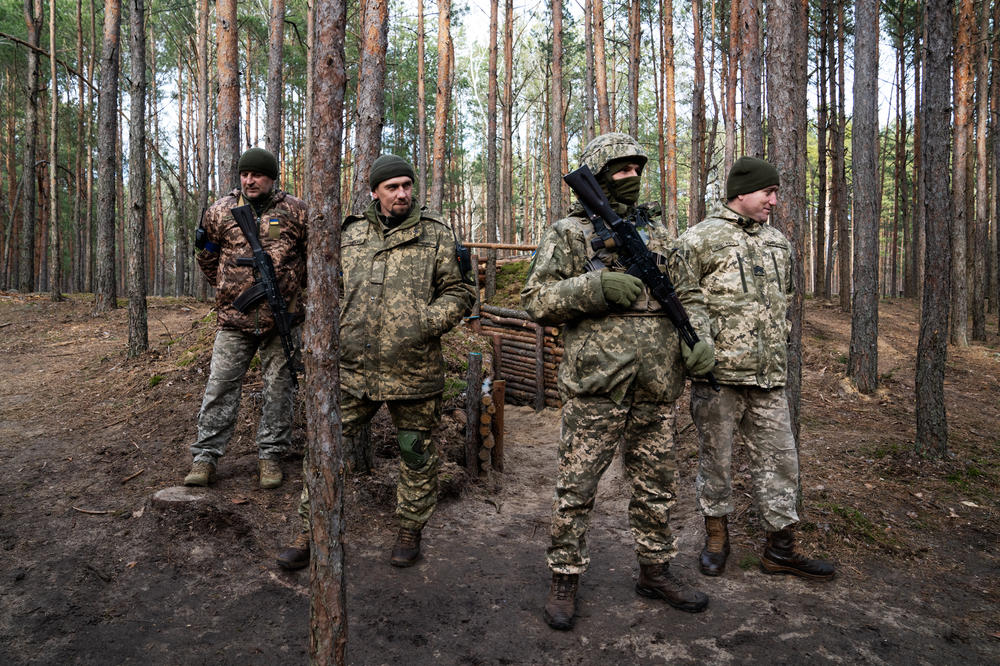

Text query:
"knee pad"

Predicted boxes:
[[398, 429, 431, 469]]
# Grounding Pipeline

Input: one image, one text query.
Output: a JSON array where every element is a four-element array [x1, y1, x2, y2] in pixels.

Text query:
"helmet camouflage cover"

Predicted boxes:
[[579, 132, 648, 176]]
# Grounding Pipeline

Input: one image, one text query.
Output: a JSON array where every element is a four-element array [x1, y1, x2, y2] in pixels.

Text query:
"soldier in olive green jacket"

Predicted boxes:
[[669, 156, 834, 582], [277, 154, 475, 572], [522, 133, 710, 631]]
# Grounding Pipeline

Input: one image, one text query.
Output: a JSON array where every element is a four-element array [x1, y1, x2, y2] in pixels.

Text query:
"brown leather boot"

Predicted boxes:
[[699, 515, 730, 576], [760, 527, 835, 580], [276, 532, 310, 571], [543, 573, 579, 630], [636, 563, 709, 613], [390, 527, 422, 567]]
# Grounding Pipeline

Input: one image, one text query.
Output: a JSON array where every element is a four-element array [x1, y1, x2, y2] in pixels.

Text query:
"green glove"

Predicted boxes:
[[600, 271, 643, 307], [681, 339, 715, 376]]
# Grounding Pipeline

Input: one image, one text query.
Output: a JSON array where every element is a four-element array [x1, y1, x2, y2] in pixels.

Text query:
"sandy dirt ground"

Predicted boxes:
[[0, 292, 998, 664]]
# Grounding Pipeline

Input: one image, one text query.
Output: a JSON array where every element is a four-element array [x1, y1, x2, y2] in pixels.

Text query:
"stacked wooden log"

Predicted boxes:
[[478, 304, 562, 410]]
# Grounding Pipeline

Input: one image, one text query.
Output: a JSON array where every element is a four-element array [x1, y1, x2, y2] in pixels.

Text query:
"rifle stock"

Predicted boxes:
[[563, 166, 721, 392]]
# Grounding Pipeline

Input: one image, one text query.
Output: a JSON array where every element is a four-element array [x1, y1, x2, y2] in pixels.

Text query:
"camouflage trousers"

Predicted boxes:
[[298, 393, 442, 533], [190, 327, 298, 464], [548, 394, 680, 575], [690, 383, 800, 531]]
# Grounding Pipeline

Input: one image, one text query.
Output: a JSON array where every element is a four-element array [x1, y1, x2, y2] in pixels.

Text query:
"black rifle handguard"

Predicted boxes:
[[231, 205, 300, 389], [563, 165, 721, 392]]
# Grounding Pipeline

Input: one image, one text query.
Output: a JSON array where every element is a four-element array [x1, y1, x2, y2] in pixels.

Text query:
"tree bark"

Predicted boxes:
[[94, 0, 121, 313], [308, 0, 349, 661], [217, 0, 240, 193], [723, 0, 739, 177], [835, 1, 849, 311], [484, 0, 499, 299], [428, 0, 451, 212], [48, 0, 62, 301], [949, 0, 972, 346], [349, 0, 389, 214], [766, 0, 808, 437], [501, 0, 513, 243], [627, 0, 640, 138], [688, 0, 706, 227], [592, 0, 611, 134], [583, 0, 594, 144], [970, 0, 988, 340], [916, 0, 953, 457], [416, 0, 427, 205], [19, 0, 42, 292], [266, 0, 285, 161], [548, 0, 565, 222], [848, 0, 879, 394], [195, 0, 210, 301], [740, 0, 762, 159], [127, 0, 148, 357], [814, 0, 827, 299], [663, 0, 678, 235]]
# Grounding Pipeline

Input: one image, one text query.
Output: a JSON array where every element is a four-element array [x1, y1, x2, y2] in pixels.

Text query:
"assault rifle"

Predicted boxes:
[[230, 205, 300, 389], [563, 165, 721, 392]]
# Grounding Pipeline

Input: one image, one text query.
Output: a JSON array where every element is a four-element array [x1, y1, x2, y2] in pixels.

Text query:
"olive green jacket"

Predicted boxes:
[[668, 203, 793, 389], [339, 201, 476, 400]]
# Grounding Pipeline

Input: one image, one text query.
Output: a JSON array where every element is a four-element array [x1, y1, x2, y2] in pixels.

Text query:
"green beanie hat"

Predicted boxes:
[[369, 154, 416, 191], [726, 156, 779, 199], [237, 148, 279, 180]]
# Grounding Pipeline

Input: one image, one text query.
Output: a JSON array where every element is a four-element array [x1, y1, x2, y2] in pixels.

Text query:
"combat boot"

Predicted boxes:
[[760, 527, 835, 580], [543, 573, 579, 630], [636, 563, 709, 613], [390, 526, 422, 567], [699, 515, 730, 576], [276, 532, 310, 571], [183, 460, 216, 487], [258, 459, 283, 489]]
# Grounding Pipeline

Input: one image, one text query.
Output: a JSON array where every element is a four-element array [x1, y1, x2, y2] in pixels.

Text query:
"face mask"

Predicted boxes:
[[610, 176, 641, 206]]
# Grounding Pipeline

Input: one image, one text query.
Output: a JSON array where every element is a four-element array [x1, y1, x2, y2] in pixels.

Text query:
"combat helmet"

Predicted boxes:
[[579, 132, 648, 178]]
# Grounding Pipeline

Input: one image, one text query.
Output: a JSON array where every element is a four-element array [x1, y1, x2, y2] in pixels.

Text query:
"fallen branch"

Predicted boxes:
[[72, 506, 111, 515], [121, 469, 145, 484]]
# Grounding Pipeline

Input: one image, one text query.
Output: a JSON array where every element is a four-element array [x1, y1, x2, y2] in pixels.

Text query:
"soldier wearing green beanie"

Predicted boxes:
[[184, 147, 308, 491], [668, 157, 835, 583], [277, 153, 475, 572]]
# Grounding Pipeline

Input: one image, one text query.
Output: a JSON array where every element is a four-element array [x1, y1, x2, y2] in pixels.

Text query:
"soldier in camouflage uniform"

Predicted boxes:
[[276, 154, 475, 571], [522, 133, 710, 631], [669, 156, 834, 581], [184, 147, 308, 490]]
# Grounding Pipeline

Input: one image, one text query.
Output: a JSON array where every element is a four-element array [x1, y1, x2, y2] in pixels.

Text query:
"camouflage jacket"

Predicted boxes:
[[520, 209, 685, 405], [196, 188, 308, 335], [339, 201, 476, 401], [668, 202, 792, 389]]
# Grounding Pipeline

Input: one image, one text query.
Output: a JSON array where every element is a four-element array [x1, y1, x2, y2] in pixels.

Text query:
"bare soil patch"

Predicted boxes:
[[0, 292, 997, 664]]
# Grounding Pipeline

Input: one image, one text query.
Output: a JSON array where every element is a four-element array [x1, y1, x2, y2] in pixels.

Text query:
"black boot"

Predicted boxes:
[[760, 527, 835, 580], [390, 527, 422, 567], [636, 563, 709, 613], [699, 515, 730, 576], [543, 573, 579, 630], [276, 532, 310, 571]]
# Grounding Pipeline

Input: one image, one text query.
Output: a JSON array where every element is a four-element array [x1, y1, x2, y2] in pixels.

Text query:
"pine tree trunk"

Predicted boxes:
[[416, 0, 427, 205], [217, 0, 240, 193], [73, 0, 85, 293], [663, 0, 678, 235], [484, 0, 499, 298], [814, 2, 827, 299], [266, 0, 285, 160], [765, 0, 807, 436], [849, 0, 879, 394], [94, 0, 121, 313], [835, 0, 850, 311], [548, 0, 564, 222], [350, 0, 389, 214], [501, 0, 513, 243], [308, 0, 349, 660], [970, 0, 988, 340], [916, 0, 953, 457], [195, 0, 210, 301], [48, 0, 62, 301], [19, 0, 42, 293], [429, 0, 451, 212], [127, 0, 148, 357], [627, 0, 640, 138], [592, 0, 611, 134], [949, 0, 973, 346], [688, 0, 706, 227], [723, 0, 739, 177], [176, 55, 188, 297], [740, 0, 762, 159]]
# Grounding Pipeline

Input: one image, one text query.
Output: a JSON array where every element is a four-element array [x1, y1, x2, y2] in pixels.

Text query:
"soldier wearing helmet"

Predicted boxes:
[[521, 133, 711, 631]]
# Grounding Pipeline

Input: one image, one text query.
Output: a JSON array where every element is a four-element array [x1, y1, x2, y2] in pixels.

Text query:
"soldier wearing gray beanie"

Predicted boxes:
[[369, 154, 416, 191]]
